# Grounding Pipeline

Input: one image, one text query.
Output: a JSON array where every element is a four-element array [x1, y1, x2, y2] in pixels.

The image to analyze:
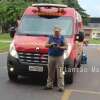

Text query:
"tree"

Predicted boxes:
[[0, 0, 31, 32], [35, 0, 89, 25], [0, 0, 89, 33], [62, 0, 89, 25]]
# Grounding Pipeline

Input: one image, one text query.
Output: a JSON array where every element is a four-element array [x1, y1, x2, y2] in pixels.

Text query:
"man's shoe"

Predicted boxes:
[[44, 86, 53, 90], [58, 88, 64, 92]]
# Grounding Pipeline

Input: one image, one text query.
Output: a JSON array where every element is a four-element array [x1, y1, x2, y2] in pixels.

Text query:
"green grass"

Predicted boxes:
[[89, 39, 100, 44], [0, 33, 12, 41], [0, 34, 100, 53], [0, 33, 11, 53], [0, 42, 10, 53]]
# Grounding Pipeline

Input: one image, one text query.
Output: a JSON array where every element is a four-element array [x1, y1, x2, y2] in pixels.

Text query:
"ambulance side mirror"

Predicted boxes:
[[9, 26, 16, 38], [75, 32, 84, 42]]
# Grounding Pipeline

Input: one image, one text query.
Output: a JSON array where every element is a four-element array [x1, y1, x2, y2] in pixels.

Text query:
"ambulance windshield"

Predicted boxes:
[[17, 16, 73, 36]]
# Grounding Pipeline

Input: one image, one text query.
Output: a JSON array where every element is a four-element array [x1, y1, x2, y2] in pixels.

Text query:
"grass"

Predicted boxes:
[[0, 33, 100, 53], [0, 33, 11, 41], [0, 42, 10, 53], [89, 39, 100, 44], [0, 33, 11, 53]]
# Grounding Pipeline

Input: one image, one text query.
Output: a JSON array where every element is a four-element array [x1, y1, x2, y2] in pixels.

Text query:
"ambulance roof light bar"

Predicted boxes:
[[32, 3, 67, 8]]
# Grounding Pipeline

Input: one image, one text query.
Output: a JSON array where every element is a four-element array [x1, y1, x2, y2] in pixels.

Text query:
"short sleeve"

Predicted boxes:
[[61, 36, 65, 45], [48, 36, 53, 44]]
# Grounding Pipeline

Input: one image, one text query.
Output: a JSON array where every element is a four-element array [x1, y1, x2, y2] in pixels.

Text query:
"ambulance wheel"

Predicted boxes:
[[78, 54, 83, 68], [64, 58, 74, 84], [65, 72, 73, 84], [8, 71, 18, 82], [77, 61, 81, 68]]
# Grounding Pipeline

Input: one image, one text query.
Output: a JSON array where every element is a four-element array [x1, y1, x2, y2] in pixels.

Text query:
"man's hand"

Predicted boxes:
[[46, 42, 58, 48], [57, 45, 67, 50], [45, 43, 52, 48]]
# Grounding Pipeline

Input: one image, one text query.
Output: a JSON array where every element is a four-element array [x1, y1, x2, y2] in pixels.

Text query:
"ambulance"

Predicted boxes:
[[7, 4, 84, 84]]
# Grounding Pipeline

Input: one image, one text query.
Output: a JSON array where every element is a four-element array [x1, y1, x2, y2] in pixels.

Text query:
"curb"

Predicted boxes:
[[0, 52, 8, 55], [89, 44, 100, 46]]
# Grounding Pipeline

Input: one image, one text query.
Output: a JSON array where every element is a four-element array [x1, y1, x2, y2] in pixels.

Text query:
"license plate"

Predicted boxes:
[[29, 66, 43, 72]]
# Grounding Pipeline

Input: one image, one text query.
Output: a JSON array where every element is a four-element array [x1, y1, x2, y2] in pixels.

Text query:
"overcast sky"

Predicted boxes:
[[79, 0, 100, 17]]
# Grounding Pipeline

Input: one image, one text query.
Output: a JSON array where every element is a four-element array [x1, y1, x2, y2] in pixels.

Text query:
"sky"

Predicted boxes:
[[79, 0, 100, 17]]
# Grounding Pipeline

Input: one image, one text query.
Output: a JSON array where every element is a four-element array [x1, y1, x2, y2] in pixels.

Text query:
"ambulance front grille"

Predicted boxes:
[[18, 52, 48, 65]]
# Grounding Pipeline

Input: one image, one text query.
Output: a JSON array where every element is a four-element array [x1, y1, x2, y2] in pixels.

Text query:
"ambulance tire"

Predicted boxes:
[[64, 59, 74, 84], [77, 61, 81, 68], [65, 72, 73, 84], [77, 54, 83, 68], [8, 71, 18, 82]]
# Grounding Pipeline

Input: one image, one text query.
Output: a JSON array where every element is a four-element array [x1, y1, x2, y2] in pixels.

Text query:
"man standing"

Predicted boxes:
[[45, 27, 67, 92]]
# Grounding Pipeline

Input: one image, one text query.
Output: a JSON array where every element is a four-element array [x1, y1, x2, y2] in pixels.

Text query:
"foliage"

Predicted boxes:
[[0, 0, 89, 32], [62, 0, 89, 25], [0, 0, 31, 32]]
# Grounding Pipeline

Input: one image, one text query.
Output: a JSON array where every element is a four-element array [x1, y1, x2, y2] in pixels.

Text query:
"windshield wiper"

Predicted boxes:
[[17, 33, 49, 37], [17, 33, 33, 36]]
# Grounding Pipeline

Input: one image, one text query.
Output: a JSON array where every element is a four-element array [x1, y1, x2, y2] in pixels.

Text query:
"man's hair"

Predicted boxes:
[[53, 27, 61, 32]]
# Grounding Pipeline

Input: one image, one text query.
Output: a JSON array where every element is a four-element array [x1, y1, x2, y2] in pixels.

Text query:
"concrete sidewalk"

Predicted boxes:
[[88, 44, 100, 46]]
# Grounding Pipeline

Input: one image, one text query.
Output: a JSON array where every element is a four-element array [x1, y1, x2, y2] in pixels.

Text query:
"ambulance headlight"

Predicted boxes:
[[64, 51, 69, 59], [64, 44, 72, 59], [9, 41, 18, 58]]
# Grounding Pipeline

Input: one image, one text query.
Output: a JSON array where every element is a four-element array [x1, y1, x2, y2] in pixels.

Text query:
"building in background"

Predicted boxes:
[[84, 17, 100, 39]]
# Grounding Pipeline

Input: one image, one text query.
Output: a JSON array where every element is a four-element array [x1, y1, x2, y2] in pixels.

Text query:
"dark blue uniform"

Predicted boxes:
[[48, 35, 65, 57]]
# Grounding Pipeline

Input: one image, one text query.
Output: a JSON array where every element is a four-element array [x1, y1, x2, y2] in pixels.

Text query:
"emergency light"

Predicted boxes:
[[37, 11, 65, 16], [32, 4, 66, 16], [32, 3, 68, 8]]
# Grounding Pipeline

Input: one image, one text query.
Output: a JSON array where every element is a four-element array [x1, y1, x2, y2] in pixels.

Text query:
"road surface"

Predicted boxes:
[[0, 45, 100, 100]]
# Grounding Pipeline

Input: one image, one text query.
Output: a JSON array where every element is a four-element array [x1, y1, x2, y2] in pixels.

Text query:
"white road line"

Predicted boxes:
[[69, 89, 100, 95]]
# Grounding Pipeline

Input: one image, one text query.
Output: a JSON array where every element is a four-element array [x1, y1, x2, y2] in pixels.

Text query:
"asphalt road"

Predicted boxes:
[[0, 45, 100, 100]]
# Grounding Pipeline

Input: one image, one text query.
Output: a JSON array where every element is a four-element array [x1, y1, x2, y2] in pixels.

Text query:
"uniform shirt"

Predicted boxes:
[[48, 35, 65, 57]]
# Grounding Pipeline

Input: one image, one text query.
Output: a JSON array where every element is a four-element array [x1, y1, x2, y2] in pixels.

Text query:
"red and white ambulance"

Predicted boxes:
[[7, 4, 84, 84]]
